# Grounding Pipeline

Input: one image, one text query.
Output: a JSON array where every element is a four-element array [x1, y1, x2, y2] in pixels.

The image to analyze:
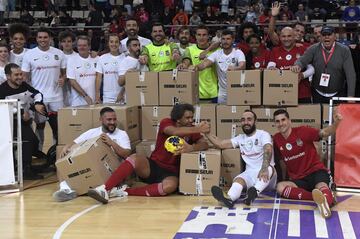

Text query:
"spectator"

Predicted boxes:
[[162, 6, 175, 25], [202, 6, 215, 24], [280, 3, 295, 21], [349, 33, 360, 97], [292, 26, 357, 103], [172, 8, 189, 25], [19, 10, 35, 26], [245, 5, 258, 23], [313, 25, 322, 43], [86, 4, 104, 27], [237, 22, 259, 55], [258, 8, 270, 24], [183, 0, 193, 14], [295, 3, 308, 22], [135, 4, 150, 25], [342, 0, 360, 41], [190, 11, 202, 25], [0, 0, 6, 26]]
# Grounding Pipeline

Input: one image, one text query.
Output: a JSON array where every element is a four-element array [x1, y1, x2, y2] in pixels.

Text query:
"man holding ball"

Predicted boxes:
[[88, 103, 209, 203]]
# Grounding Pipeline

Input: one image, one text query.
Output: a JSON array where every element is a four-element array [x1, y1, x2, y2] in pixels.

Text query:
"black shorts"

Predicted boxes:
[[139, 159, 178, 184], [292, 170, 333, 191]]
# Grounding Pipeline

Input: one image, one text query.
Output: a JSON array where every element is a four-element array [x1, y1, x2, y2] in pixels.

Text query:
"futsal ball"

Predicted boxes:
[[164, 136, 185, 154]]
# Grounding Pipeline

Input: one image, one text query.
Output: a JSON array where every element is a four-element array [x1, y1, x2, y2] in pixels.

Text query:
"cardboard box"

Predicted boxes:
[[58, 107, 93, 145], [92, 104, 140, 142], [125, 71, 159, 106], [263, 70, 298, 106], [287, 104, 321, 129], [227, 70, 261, 106], [220, 149, 243, 189], [135, 140, 156, 158], [141, 106, 173, 140], [179, 149, 221, 195], [216, 105, 250, 139], [159, 70, 199, 105], [55, 136, 121, 195], [194, 104, 216, 135], [251, 107, 282, 136]]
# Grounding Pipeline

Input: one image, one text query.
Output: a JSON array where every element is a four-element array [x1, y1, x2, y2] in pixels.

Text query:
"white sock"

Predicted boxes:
[[254, 166, 274, 193], [227, 182, 243, 201], [35, 128, 44, 151]]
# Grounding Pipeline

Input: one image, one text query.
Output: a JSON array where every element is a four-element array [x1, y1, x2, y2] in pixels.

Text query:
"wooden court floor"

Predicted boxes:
[[0, 182, 359, 239]]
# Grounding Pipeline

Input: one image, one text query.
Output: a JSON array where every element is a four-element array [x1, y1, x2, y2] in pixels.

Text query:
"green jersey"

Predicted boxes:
[[142, 42, 178, 72], [183, 45, 218, 99]]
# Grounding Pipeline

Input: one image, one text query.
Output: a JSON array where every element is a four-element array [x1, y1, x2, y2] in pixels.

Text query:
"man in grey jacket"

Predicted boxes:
[[291, 26, 356, 103]]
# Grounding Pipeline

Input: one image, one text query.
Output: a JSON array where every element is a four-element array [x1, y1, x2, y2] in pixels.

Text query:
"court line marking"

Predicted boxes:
[[268, 193, 281, 239], [52, 197, 123, 239]]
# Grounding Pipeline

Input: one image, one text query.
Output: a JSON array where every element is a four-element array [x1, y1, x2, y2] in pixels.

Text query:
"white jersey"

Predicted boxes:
[[118, 55, 141, 76], [10, 48, 28, 66], [0, 66, 5, 84], [21, 47, 66, 102], [120, 36, 152, 54], [176, 43, 192, 56], [231, 129, 274, 171], [96, 53, 125, 103], [63, 51, 78, 64], [207, 48, 246, 91], [67, 54, 98, 106], [62, 51, 78, 107], [74, 126, 131, 151]]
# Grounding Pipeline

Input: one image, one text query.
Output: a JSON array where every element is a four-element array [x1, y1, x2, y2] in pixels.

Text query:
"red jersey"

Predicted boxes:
[[251, 49, 271, 69], [150, 118, 202, 174], [269, 45, 311, 99], [237, 41, 250, 55], [273, 126, 327, 180]]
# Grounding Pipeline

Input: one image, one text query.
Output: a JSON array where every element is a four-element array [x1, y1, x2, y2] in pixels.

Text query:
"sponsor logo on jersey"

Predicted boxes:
[[285, 143, 292, 151], [54, 55, 59, 60]]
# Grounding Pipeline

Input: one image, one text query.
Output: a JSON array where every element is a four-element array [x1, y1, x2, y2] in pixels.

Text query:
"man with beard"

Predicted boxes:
[[0, 63, 47, 180], [194, 29, 246, 104], [120, 18, 152, 54], [87, 104, 209, 203], [139, 23, 180, 72], [205, 110, 277, 208], [117, 38, 146, 103], [176, 26, 192, 56], [267, 27, 314, 103], [53, 107, 131, 202]]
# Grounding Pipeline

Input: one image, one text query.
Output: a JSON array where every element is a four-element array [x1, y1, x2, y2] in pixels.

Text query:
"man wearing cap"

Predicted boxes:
[[291, 26, 356, 103]]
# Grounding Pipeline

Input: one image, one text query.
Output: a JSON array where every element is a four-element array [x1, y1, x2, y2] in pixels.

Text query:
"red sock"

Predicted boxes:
[[125, 183, 167, 197], [105, 159, 134, 191], [282, 186, 313, 200], [319, 186, 334, 206]]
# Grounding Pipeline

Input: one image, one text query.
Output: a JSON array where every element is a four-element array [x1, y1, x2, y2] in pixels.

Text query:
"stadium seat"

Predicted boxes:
[[72, 10, 84, 19], [9, 11, 20, 19], [33, 11, 46, 19]]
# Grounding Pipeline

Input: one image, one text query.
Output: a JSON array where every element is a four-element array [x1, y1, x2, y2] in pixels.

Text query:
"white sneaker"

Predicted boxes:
[[53, 189, 77, 202], [109, 185, 128, 198], [88, 185, 109, 204], [312, 189, 332, 219]]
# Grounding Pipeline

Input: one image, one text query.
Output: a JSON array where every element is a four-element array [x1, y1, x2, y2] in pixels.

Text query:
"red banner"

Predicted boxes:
[[334, 104, 360, 188]]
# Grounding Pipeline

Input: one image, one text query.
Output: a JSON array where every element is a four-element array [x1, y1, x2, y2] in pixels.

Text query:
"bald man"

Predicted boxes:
[[267, 27, 313, 103]]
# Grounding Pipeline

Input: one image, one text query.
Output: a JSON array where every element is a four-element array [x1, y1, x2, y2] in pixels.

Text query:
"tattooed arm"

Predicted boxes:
[[258, 143, 273, 182]]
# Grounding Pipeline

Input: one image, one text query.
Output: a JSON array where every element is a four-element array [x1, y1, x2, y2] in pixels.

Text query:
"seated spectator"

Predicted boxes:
[[202, 6, 215, 24], [172, 8, 189, 25], [162, 6, 175, 25], [190, 11, 202, 25], [258, 8, 270, 24], [280, 3, 295, 20], [135, 4, 150, 25], [19, 10, 35, 26], [245, 5, 258, 23], [184, 0, 193, 15], [295, 3, 308, 22], [342, 0, 360, 41]]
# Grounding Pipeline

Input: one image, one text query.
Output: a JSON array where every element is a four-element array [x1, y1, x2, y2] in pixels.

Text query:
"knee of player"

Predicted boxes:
[[276, 182, 286, 195], [162, 177, 179, 194]]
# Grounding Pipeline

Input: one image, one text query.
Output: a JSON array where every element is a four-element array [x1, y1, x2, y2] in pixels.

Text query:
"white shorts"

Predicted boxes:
[[34, 101, 64, 124], [217, 87, 227, 104], [234, 166, 277, 191]]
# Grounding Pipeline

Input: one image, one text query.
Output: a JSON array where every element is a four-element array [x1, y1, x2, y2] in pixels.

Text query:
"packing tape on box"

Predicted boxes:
[[173, 97, 179, 105], [231, 124, 237, 138], [150, 143, 155, 152], [71, 109, 77, 116], [198, 151, 207, 170], [152, 106, 158, 117], [140, 92, 145, 105], [103, 161, 113, 174], [139, 71, 145, 82], [240, 70, 246, 86], [231, 106, 237, 113], [195, 174, 203, 195], [278, 69, 283, 76], [265, 108, 271, 117], [172, 69, 178, 80], [194, 105, 201, 125], [156, 122, 160, 136]]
